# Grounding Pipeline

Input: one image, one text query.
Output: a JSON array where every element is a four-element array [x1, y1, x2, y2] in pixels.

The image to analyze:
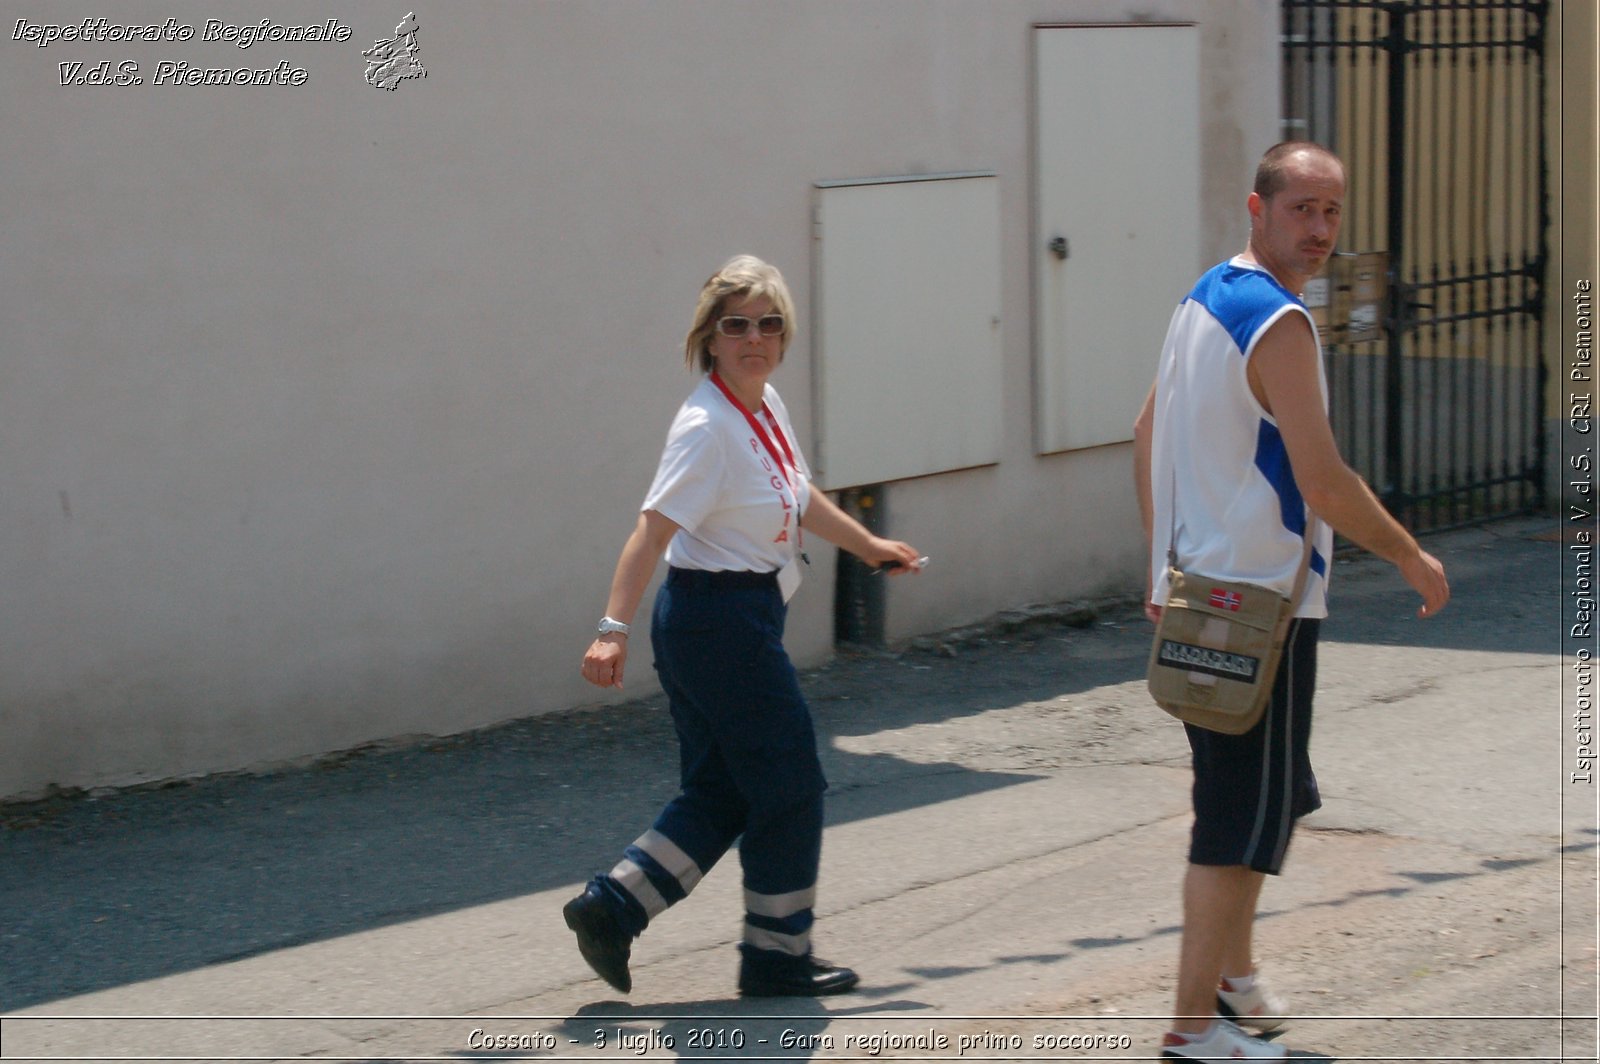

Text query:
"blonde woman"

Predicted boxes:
[[566, 255, 922, 998]]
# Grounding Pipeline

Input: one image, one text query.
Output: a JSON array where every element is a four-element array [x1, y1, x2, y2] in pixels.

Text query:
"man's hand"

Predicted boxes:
[[1398, 549, 1450, 619]]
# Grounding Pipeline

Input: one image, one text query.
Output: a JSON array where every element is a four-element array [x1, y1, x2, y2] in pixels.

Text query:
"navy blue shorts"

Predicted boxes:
[[1185, 617, 1322, 875]]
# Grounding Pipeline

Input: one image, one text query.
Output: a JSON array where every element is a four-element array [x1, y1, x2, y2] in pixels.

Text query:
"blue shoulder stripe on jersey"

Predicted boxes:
[[1253, 419, 1328, 578], [1185, 261, 1304, 357]]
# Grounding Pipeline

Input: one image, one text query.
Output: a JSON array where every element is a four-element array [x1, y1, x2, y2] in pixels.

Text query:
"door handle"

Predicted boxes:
[[1047, 236, 1069, 261]]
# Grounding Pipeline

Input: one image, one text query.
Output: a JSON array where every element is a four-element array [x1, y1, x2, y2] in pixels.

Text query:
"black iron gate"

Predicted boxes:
[[1282, 0, 1549, 531]]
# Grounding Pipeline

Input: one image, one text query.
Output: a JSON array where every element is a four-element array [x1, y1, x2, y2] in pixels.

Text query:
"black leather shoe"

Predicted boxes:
[[738, 955, 859, 997], [562, 886, 632, 994]]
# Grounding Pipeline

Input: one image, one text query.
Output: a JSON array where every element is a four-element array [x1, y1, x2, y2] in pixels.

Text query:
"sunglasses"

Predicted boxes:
[[715, 314, 785, 338]]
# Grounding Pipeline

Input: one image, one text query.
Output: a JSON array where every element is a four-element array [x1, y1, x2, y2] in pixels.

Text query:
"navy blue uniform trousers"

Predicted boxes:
[[594, 568, 827, 959]]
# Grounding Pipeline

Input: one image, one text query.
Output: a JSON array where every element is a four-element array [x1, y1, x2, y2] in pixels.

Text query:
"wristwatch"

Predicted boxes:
[[596, 616, 630, 637]]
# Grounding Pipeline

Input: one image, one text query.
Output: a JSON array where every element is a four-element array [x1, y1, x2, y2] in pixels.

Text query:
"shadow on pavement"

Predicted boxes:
[[0, 517, 1560, 1012]]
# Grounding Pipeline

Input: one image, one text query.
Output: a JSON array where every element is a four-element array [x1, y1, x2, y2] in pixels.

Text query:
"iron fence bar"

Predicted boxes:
[[1479, 0, 1494, 515], [1282, 36, 1534, 50], [1376, 8, 1388, 486], [1411, 264, 1545, 289], [1413, 305, 1544, 329], [1433, 1, 1459, 528], [1454, 0, 1470, 516], [1284, 0, 1543, 13], [1364, 8, 1383, 482], [1467, 0, 1486, 511], [1399, 32, 1542, 48], [1498, 0, 1516, 512], [1529, 0, 1549, 513], [1414, 471, 1543, 495], [1414, 17, 1427, 528], [1409, 480, 1544, 518], [1441, 0, 1459, 524], [1382, 0, 1411, 518], [1513, 0, 1527, 514]]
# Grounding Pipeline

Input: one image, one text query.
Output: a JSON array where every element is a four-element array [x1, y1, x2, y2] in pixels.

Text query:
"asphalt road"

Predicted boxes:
[[1, 514, 1593, 1063]]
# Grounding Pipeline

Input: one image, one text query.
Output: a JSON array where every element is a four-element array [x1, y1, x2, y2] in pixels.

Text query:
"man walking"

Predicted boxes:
[[1133, 141, 1450, 1061]]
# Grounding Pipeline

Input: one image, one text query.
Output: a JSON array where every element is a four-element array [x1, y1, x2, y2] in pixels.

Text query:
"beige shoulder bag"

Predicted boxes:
[[1147, 452, 1318, 734]]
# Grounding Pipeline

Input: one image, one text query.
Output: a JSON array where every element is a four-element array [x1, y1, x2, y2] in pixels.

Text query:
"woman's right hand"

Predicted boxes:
[[582, 633, 629, 689], [581, 510, 680, 691]]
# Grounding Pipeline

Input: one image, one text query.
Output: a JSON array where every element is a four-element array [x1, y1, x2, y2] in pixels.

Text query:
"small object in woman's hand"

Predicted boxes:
[[875, 556, 929, 573]]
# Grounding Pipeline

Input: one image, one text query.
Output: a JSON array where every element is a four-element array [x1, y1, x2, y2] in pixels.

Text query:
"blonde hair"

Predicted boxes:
[[683, 255, 797, 373]]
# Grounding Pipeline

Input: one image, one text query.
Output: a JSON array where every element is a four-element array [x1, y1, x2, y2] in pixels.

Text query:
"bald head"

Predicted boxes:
[[1254, 142, 1346, 202]]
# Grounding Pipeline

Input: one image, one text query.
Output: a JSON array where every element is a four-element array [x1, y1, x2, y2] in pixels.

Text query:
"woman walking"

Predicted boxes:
[[565, 255, 923, 998]]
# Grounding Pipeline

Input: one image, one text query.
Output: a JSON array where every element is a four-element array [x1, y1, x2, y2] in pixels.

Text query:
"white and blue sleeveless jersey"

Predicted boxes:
[[1149, 257, 1333, 619]]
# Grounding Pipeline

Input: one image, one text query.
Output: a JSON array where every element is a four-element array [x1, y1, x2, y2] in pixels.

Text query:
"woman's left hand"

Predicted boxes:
[[797, 491, 924, 575], [862, 537, 924, 575]]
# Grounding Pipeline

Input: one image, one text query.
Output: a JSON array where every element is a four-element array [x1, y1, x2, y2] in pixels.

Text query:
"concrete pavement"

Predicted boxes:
[[1, 515, 1593, 1062]]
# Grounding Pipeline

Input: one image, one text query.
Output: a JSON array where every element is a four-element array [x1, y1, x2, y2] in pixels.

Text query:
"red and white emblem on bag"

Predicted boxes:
[[1209, 588, 1243, 611]]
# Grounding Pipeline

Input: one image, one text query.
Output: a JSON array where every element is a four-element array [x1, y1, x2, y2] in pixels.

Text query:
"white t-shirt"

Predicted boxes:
[[643, 376, 812, 572], [1149, 257, 1334, 619]]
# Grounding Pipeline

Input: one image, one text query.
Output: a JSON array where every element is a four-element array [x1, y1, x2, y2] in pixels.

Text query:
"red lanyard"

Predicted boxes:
[[709, 372, 799, 491], [709, 372, 806, 557]]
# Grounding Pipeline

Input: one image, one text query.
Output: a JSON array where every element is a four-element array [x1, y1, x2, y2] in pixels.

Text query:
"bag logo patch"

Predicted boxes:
[[1157, 639, 1261, 683], [1208, 587, 1243, 611]]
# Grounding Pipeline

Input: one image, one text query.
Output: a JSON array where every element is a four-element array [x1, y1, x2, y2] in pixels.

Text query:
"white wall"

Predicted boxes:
[[0, 0, 1280, 800]]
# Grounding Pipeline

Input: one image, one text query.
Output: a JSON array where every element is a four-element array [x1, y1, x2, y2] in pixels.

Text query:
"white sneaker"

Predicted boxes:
[[1217, 972, 1289, 1031], [1160, 1018, 1286, 1061]]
